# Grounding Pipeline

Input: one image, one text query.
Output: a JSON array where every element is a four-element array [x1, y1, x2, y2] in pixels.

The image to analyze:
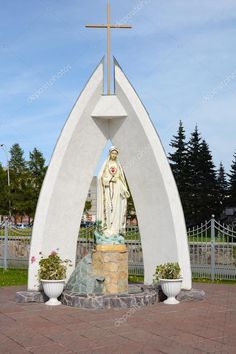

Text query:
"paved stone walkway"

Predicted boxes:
[[0, 283, 235, 353]]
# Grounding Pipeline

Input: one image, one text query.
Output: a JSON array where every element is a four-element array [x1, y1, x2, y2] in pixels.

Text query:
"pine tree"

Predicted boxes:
[[228, 153, 236, 207], [169, 121, 187, 181], [185, 128, 220, 224], [185, 126, 203, 225], [198, 140, 219, 220], [217, 162, 228, 210], [169, 120, 189, 218]]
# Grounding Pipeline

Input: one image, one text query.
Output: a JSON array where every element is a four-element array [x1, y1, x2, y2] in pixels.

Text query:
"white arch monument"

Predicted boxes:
[[28, 59, 192, 290]]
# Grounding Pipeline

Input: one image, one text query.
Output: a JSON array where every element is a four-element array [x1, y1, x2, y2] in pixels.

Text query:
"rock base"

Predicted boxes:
[[15, 290, 46, 303], [16, 285, 205, 308], [93, 244, 128, 294], [177, 288, 205, 302], [61, 285, 157, 309]]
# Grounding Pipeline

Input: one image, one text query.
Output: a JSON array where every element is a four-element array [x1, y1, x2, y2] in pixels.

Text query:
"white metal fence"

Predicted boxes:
[[188, 218, 236, 280], [0, 222, 31, 269], [1, 218, 236, 281]]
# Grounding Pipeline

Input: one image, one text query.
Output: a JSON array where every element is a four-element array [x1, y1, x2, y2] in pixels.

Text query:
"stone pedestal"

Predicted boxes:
[[92, 244, 128, 294]]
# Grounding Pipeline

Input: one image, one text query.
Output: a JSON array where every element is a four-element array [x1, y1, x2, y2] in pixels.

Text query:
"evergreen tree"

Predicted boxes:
[[169, 120, 187, 181], [228, 153, 236, 207], [184, 128, 220, 225], [217, 162, 228, 210], [169, 123, 229, 225], [169, 120, 189, 216], [185, 126, 203, 225], [198, 140, 219, 220]]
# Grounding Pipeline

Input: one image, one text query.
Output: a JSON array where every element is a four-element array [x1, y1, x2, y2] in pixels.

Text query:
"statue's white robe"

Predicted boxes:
[[97, 158, 129, 236]]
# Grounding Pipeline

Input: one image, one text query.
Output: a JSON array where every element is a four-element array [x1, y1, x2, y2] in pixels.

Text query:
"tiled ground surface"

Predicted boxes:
[[0, 283, 235, 353]]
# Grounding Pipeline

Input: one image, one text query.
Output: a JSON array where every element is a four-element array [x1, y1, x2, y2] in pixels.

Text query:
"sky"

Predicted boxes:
[[0, 0, 236, 173]]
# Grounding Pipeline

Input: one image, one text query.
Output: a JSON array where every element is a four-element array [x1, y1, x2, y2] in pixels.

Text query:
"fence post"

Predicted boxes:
[[4, 217, 9, 270], [211, 215, 215, 281]]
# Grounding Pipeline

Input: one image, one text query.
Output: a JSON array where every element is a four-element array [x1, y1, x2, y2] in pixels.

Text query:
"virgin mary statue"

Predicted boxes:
[[96, 146, 130, 243]]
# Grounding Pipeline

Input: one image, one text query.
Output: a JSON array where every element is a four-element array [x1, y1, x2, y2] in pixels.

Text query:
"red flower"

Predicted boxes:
[[31, 256, 36, 264]]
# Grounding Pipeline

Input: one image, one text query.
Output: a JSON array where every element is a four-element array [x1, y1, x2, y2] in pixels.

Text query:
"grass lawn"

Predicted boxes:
[[0, 269, 235, 287], [0, 229, 32, 237], [0, 268, 27, 286], [128, 274, 144, 283], [192, 277, 236, 284], [129, 274, 236, 284]]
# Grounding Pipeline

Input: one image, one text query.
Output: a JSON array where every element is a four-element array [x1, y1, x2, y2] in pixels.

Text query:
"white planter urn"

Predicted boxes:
[[159, 278, 182, 305], [41, 279, 65, 306]]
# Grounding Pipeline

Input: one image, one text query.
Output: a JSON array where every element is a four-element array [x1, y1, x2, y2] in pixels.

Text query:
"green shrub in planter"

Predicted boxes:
[[153, 262, 181, 282], [38, 251, 71, 280]]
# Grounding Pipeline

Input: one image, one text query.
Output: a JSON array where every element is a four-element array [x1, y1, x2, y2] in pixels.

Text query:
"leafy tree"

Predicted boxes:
[[28, 148, 47, 186], [124, 178, 136, 222], [84, 201, 92, 213], [9, 144, 26, 173], [0, 163, 9, 216], [8, 144, 47, 222], [25, 148, 47, 220], [217, 162, 228, 210], [228, 153, 236, 207], [127, 192, 136, 221], [9, 144, 27, 222]]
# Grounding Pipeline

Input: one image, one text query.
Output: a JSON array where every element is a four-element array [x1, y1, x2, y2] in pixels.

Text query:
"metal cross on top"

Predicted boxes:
[[86, 0, 132, 95]]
